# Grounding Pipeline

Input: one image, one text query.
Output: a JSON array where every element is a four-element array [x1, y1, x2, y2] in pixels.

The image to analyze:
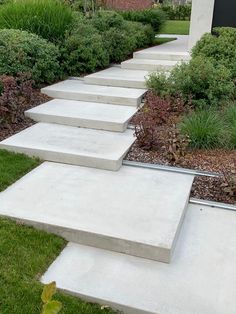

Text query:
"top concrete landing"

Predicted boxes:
[[134, 35, 190, 61]]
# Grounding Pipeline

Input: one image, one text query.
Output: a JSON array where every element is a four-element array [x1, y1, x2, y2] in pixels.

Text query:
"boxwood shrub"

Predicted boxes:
[[147, 56, 235, 108], [0, 29, 61, 85], [61, 20, 109, 76], [90, 11, 155, 63], [192, 27, 236, 79], [120, 8, 166, 32]]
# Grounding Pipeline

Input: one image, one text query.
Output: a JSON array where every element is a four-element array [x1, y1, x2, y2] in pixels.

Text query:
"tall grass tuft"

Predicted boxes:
[[180, 110, 227, 149], [224, 103, 236, 148], [0, 0, 74, 42]]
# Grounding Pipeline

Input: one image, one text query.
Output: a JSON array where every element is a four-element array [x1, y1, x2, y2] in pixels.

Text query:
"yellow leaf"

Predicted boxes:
[[41, 282, 57, 303]]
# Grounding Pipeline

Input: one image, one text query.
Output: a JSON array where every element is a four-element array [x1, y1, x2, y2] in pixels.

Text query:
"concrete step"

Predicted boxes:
[[41, 80, 146, 107], [40, 203, 236, 314], [121, 58, 178, 71], [0, 123, 135, 170], [134, 50, 191, 61], [25, 99, 137, 132], [0, 162, 194, 263], [84, 67, 149, 89]]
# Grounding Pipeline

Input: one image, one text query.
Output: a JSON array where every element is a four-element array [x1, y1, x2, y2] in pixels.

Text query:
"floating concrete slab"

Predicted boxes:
[[25, 99, 137, 132], [0, 123, 135, 170], [121, 58, 178, 71], [134, 50, 191, 61], [41, 204, 236, 314], [84, 67, 149, 89], [0, 162, 194, 262], [134, 35, 190, 61], [41, 80, 146, 107]]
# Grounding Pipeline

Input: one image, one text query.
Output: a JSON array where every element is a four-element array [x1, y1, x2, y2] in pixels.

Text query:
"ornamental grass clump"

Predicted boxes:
[[180, 110, 226, 149], [0, 0, 74, 43]]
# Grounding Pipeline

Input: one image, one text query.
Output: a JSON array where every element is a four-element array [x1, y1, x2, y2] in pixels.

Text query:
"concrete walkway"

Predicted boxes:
[[0, 36, 235, 313]]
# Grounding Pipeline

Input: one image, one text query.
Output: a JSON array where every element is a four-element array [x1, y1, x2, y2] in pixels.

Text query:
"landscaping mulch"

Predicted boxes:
[[127, 109, 236, 205], [0, 90, 50, 142]]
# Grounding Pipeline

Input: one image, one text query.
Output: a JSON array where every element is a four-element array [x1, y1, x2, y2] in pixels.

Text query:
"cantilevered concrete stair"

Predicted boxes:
[[25, 99, 137, 132], [0, 37, 205, 314]]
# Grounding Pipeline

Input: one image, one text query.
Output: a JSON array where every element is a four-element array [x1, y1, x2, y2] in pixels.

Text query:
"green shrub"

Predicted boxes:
[[61, 21, 109, 76], [192, 27, 236, 79], [180, 110, 226, 149], [124, 21, 155, 49], [90, 10, 124, 32], [147, 56, 235, 107], [90, 11, 143, 63], [102, 27, 136, 63], [0, 0, 74, 43], [120, 8, 166, 32], [162, 4, 191, 20], [0, 29, 60, 84]]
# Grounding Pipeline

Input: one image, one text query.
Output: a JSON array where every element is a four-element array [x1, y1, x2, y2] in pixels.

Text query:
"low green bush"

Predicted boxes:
[[180, 110, 226, 149], [61, 20, 109, 76], [192, 27, 236, 79], [147, 56, 235, 107], [120, 8, 166, 32], [0, 0, 74, 43], [89, 11, 154, 63], [102, 27, 136, 63], [124, 21, 155, 49], [90, 10, 124, 32], [0, 29, 60, 85]]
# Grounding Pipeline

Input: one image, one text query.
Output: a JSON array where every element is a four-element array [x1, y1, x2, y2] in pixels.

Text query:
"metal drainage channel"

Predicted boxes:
[[122, 160, 236, 212]]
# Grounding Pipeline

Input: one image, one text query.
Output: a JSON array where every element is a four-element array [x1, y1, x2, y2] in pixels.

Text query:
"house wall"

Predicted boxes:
[[105, 0, 153, 10]]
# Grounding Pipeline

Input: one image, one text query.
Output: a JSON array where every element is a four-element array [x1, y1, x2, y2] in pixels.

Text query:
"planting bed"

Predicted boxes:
[[0, 90, 50, 142], [127, 108, 236, 205]]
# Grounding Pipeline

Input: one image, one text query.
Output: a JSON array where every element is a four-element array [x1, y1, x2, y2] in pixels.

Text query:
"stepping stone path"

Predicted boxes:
[[2, 36, 233, 314]]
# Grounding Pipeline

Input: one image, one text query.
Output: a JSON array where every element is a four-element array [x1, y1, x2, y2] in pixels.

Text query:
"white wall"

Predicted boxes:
[[188, 0, 215, 50]]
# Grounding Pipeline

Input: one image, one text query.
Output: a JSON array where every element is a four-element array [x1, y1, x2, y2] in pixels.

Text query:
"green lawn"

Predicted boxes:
[[0, 149, 115, 314], [154, 37, 177, 46], [161, 20, 190, 35]]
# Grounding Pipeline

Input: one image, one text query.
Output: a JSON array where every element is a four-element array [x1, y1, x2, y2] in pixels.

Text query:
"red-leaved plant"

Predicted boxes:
[[0, 73, 35, 128], [134, 92, 171, 150]]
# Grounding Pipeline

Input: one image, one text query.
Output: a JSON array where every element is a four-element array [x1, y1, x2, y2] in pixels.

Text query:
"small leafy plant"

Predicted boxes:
[[41, 281, 62, 314], [0, 73, 35, 128], [165, 125, 190, 163], [134, 92, 170, 149], [221, 169, 236, 198]]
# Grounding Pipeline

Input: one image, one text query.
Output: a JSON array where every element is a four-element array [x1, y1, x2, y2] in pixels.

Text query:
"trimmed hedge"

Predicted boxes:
[[0, 29, 60, 84], [120, 8, 166, 32]]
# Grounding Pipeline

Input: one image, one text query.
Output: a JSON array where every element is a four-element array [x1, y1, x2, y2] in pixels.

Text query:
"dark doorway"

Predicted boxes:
[[212, 0, 236, 28]]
